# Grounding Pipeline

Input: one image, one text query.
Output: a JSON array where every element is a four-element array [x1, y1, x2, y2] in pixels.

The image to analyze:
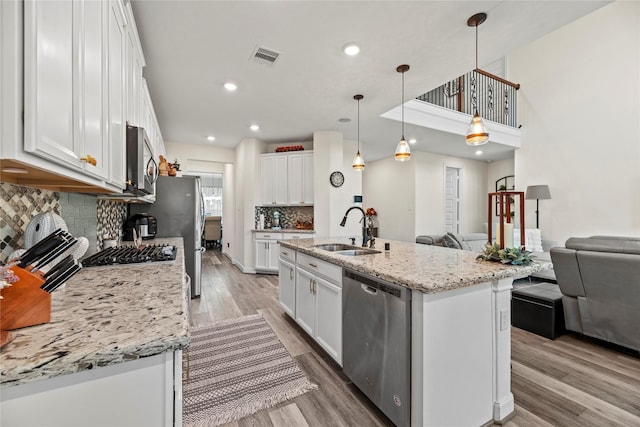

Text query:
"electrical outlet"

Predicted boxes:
[[500, 309, 509, 331]]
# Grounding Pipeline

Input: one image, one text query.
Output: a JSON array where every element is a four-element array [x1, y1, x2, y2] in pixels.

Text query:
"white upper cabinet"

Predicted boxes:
[[21, 0, 131, 188], [261, 151, 313, 206], [1, 0, 158, 193], [81, 0, 109, 181], [288, 152, 314, 205], [24, 0, 79, 169], [261, 154, 289, 205], [107, 0, 126, 187]]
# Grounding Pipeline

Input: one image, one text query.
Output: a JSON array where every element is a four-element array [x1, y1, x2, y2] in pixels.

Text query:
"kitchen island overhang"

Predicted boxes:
[[279, 237, 551, 426]]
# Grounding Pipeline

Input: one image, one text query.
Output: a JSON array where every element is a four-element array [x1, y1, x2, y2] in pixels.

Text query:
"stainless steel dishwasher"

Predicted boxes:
[[342, 269, 411, 427]]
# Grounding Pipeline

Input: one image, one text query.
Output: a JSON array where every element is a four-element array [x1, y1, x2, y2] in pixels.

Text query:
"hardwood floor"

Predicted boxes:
[[191, 249, 640, 427]]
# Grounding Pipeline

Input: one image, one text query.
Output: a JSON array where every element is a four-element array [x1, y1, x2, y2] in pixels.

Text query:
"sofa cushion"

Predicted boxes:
[[443, 233, 462, 249], [566, 237, 640, 255]]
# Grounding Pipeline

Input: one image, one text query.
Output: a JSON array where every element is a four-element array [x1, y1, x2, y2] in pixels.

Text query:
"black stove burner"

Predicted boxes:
[[81, 244, 177, 267]]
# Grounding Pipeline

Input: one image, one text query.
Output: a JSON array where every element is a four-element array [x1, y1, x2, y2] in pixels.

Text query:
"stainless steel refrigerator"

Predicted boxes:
[[130, 175, 204, 298]]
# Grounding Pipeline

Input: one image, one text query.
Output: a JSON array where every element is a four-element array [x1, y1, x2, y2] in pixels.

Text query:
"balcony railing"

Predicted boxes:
[[416, 69, 520, 128]]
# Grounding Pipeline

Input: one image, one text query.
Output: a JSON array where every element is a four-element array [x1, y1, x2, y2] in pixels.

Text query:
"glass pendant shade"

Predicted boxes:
[[352, 150, 365, 170], [465, 112, 489, 146], [394, 137, 411, 161], [395, 64, 411, 161]]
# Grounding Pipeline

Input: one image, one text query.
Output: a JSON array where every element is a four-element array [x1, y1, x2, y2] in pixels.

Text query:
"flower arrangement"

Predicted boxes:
[[365, 208, 377, 228], [476, 243, 533, 266]]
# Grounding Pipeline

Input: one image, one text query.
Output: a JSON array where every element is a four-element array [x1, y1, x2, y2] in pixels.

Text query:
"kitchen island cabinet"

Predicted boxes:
[[0, 237, 190, 426], [279, 237, 550, 426]]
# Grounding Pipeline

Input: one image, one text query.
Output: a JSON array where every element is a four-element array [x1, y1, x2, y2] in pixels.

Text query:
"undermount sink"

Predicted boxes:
[[336, 249, 381, 256], [314, 243, 355, 252]]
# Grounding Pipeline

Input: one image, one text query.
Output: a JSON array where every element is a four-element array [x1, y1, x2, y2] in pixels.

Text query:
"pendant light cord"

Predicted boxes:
[[357, 98, 360, 151], [401, 69, 405, 139], [475, 24, 478, 70]]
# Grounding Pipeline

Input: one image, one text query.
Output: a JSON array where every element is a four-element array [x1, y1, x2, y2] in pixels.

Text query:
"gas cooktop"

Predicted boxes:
[[81, 244, 177, 267]]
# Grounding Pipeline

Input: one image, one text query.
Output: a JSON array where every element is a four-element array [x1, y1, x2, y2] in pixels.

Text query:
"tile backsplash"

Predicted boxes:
[[1, 183, 60, 263], [254, 206, 314, 230], [0, 183, 128, 263]]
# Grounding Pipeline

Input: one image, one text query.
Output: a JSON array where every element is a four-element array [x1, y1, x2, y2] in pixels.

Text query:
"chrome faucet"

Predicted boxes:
[[340, 206, 372, 247]]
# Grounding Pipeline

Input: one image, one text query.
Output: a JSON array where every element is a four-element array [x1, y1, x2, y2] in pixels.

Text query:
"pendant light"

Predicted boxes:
[[352, 94, 365, 170], [394, 64, 411, 161], [465, 13, 489, 146]]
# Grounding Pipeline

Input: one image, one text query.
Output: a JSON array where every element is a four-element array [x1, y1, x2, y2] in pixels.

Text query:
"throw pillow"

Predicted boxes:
[[443, 233, 462, 249]]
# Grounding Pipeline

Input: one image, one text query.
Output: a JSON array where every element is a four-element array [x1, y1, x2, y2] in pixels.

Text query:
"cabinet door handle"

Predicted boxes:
[[309, 277, 313, 293], [309, 262, 318, 268], [290, 268, 294, 280], [264, 235, 271, 238], [312, 279, 316, 294], [282, 250, 288, 255], [80, 154, 97, 166]]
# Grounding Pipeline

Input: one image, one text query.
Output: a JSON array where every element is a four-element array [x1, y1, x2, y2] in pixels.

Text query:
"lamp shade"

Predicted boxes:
[[465, 112, 489, 146], [352, 150, 365, 170], [525, 185, 551, 200]]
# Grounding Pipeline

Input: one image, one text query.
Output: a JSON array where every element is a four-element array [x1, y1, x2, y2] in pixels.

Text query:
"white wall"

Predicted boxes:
[[312, 131, 362, 239], [233, 138, 264, 272], [487, 158, 514, 195], [165, 142, 235, 170], [363, 156, 415, 242], [510, 1, 640, 245], [222, 163, 235, 260], [363, 151, 488, 242], [413, 152, 488, 236]]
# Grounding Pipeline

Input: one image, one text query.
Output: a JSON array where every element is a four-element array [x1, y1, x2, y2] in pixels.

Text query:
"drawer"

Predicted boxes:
[[297, 252, 342, 285], [279, 246, 296, 263], [254, 232, 282, 240], [282, 232, 315, 240]]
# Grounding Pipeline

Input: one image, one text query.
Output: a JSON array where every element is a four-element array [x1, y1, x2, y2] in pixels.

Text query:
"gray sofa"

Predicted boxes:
[[416, 232, 488, 252], [550, 236, 640, 351]]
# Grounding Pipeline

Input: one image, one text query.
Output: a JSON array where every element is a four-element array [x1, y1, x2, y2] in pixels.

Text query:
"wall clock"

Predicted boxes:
[[329, 171, 344, 188]]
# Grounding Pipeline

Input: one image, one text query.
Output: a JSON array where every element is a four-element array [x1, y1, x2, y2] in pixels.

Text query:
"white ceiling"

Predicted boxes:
[[131, 1, 609, 163]]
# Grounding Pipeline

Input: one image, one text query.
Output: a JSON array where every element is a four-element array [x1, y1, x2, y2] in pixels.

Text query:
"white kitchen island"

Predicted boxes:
[[278, 237, 550, 426], [0, 238, 190, 427]]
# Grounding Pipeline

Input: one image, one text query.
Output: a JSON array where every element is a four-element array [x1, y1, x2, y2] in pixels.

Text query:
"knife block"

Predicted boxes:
[[0, 266, 51, 331]]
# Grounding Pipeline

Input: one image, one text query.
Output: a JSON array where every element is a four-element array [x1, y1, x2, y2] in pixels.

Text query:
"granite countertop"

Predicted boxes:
[[279, 237, 552, 295], [252, 229, 315, 233], [0, 237, 190, 388]]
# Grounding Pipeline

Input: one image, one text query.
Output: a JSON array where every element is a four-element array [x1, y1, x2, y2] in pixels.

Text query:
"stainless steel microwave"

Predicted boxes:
[[125, 125, 157, 195]]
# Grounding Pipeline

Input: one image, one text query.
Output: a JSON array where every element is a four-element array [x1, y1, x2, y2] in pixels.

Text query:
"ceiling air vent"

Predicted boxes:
[[251, 46, 280, 66]]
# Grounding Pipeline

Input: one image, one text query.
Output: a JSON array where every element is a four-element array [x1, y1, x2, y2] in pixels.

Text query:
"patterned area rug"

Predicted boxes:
[[183, 314, 316, 426]]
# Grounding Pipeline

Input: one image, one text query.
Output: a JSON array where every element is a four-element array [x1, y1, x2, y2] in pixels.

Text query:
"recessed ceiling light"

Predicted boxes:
[[2, 167, 28, 174], [409, 139, 416, 144], [338, 118, 351, 123], [475, 150, 483, 155], [250, 124, 259, 131], [224, 82, 237, 91], [207, 136, 215, 141], [343, 42, 360, 56]]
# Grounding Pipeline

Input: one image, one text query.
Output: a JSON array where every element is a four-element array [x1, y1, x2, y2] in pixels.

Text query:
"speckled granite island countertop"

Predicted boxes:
[[0, 237, 190, 388], [252, 229, 315, 233], [279, 237, 551, 294]]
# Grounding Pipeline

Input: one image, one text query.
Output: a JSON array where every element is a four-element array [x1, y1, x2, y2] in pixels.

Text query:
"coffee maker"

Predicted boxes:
[[123, 213, 157, 241]]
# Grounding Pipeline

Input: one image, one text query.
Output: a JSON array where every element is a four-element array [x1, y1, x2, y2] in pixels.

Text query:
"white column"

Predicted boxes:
[[492, 277, 515, 422]]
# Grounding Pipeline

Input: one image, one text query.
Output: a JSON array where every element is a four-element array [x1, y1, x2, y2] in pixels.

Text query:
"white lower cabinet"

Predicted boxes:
[[0, 350, 182, 427], [254, 232, 281, 273], [285, 251, 342, 366], [278, 258, 296, 317]]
